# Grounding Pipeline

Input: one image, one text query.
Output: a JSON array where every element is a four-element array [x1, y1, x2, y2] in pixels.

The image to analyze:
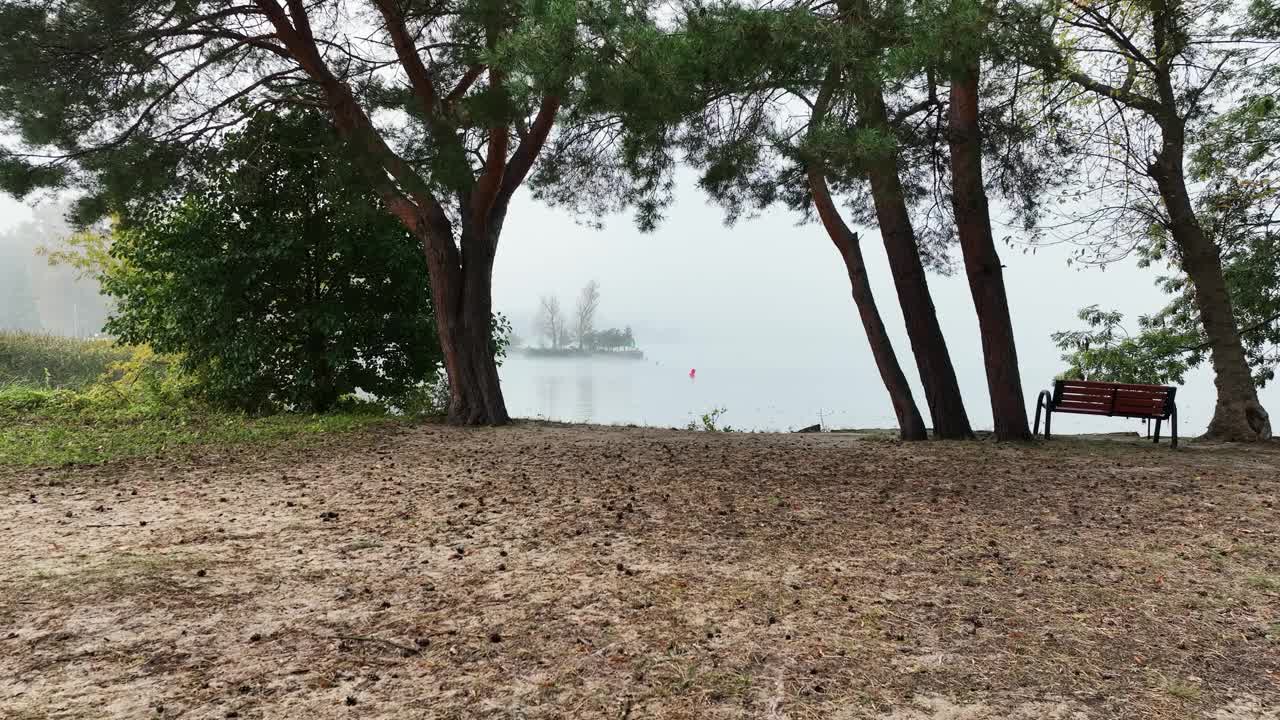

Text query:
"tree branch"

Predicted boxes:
[[494, 94, 562, 211], [806, 64, 859, 255], [371, 0, 442, 119], [1181, 311, 1280, 353], [444, 65, 484, 108], [471, 66, 509, 231], [1064, 69, 1165, 118]]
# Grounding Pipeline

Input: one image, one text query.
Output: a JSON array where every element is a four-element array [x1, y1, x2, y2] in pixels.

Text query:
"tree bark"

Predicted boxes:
[[418, 218, 510, 426], [856, 85, 974, 439], [306, 330, 338, 413], [947, 65, 1032, 441], [809, 169, 929, 440], [1149, 127, 1272, 441]]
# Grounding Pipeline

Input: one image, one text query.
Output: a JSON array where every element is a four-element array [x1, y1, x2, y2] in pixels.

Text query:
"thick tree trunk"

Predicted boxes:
[[417, 220, 510, 426], [947, 65, 1032, 441], [1150, 130, 1271, 441], [306, 331, 339, 414], [857, 87, 974, 439], [809, 170, 929, 440], [840, 241, 931, 440]]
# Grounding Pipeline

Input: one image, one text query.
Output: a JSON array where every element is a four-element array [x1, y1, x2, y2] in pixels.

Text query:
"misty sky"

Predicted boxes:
[[3, 171, 1275, 435]]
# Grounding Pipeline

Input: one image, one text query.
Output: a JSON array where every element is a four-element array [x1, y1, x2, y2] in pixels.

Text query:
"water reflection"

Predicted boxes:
[[535, 372, 563, 421], [575, 370, 595, 422], [499, 351, 900, 430]]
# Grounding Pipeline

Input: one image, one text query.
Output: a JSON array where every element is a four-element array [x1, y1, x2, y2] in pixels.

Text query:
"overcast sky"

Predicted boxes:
[[4, 169, 1275, 434]]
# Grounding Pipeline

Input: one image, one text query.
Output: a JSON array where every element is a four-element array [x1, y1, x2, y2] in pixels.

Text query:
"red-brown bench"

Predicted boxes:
[[1033, 379, 1179, 447]]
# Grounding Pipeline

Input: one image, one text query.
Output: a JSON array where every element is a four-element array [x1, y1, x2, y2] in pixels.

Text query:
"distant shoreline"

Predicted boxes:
[[516, 347, 646, 360]]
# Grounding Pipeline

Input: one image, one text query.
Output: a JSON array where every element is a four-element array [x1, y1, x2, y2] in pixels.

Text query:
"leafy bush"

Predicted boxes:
[[2, 346, 195, 422], [1051, 306, 1196, 386], [104, 109, 443, 413], [389, 372, 452, 418], [0, 385, 81, 416]]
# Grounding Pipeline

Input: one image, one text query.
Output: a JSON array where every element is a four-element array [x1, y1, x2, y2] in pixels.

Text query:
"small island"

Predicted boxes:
[[520, 326, 645, 359], [520, 281, 645, 359]]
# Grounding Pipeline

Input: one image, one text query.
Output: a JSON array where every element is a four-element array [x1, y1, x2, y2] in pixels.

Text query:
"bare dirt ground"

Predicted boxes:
[[1, 424, 1278, 720]]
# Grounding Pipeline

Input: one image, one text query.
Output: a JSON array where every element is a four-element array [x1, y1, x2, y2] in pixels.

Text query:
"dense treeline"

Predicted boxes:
[[0, 0, 1275, 440]]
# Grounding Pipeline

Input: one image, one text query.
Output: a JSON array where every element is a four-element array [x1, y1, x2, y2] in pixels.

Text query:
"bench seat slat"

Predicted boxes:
[[1114, 399, 1165, 409], [1059, 388, 1170, 401], [1059, 391, 1114, 401], [1057, 380, 1173, 393], [1055, 400, 1111, 412], [1056, 399, 1167, 414], [1051, 407, 1112, 416], [1113, 390, 1171, 400]]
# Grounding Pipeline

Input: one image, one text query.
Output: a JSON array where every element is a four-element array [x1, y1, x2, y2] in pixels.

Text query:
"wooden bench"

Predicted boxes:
[[1033, 379, 1179, 447]]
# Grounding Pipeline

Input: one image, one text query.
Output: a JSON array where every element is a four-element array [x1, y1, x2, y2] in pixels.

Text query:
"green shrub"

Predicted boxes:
[[90, 345, 198, 408], [104, 109, 444, 414], [686, 407, 734, 432], [389, 374, 451, 418]]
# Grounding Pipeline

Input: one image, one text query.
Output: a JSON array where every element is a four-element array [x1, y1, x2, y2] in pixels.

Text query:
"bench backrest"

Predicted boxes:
[[1052, 379, 1175, 418]]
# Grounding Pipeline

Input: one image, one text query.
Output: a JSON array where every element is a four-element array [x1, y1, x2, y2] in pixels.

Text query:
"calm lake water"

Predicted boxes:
[[499, 341, 1280, 436]]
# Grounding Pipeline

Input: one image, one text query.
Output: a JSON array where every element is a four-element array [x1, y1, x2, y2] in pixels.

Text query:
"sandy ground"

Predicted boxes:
[[1, 423, 1278, 720]]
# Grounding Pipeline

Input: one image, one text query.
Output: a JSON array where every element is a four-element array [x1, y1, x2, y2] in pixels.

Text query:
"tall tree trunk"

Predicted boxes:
[[418, 219, 510, 426], [315, 84, 510, 425], [306, 330, 338, 413], [1150, 128, 1271, 441], [810, 169, 929, 440], [947, 65, 1032, 441], [856, 85, 974, 439]]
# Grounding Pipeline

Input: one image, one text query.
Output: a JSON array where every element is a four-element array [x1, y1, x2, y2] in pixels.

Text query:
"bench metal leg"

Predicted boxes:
[[1171, 406, 1178, 449], [1044, 408, 1052, 440], [1033, 390, 1052, 439], [1153, 417, 1162, 443]]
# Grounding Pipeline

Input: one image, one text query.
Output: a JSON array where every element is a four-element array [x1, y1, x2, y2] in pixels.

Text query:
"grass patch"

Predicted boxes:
[[1246, 574, 1280, 591], [0, 331, 134, 388], [0, 390, 399, 467], [1164, 679, 1202, 701], [0, 333, 409, 467], [25, 552, 193, 597]]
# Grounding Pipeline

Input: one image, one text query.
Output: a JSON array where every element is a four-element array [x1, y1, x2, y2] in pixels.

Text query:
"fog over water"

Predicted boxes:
[[489, 172, 1278, 434], [5, 173, 1276, 436]]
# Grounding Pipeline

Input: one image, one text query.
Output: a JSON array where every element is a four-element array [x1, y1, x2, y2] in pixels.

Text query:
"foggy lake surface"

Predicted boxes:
[[498, 340, 1275, 435]]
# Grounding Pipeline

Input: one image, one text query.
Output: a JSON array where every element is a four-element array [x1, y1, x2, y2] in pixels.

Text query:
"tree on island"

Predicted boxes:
[[537, 295, 567, 349], [587, 327, 637, 352], [574, 280, 602, 349]]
